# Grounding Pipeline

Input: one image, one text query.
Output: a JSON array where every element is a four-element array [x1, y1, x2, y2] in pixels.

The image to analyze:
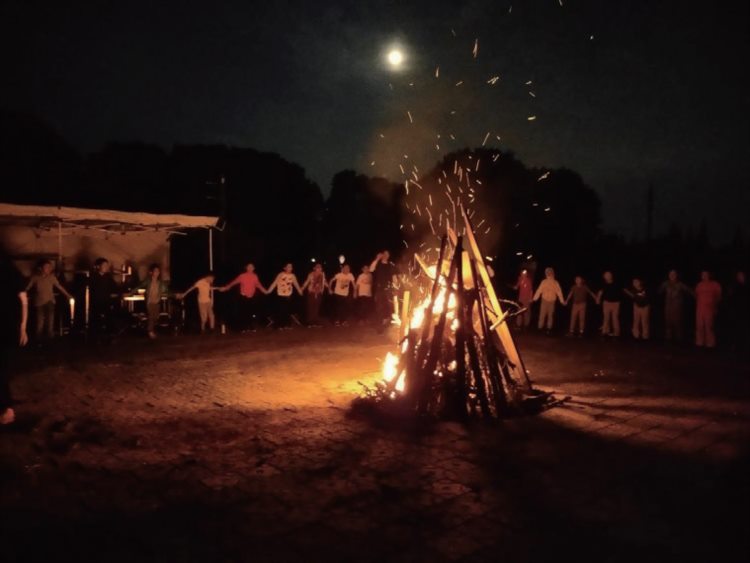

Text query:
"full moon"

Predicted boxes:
[[387, 49, 404, 67]]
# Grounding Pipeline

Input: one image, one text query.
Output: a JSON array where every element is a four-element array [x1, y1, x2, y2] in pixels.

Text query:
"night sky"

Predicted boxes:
[[3, 0, 748, 241]]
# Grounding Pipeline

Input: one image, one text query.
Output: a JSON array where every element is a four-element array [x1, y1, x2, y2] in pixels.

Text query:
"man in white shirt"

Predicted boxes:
[[267, 263, 303, 329], [533, 267, 565, 333], [355, 265, 374, 323], [329, 264, 355, 325]]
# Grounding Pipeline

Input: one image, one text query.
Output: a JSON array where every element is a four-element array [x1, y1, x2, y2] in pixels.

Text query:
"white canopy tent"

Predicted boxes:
[[0, 202, 220, 280]]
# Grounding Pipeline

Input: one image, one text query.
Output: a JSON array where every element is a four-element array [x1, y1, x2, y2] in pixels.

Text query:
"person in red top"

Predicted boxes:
[[512, 269, 534, 329], [219, 263, 268, 331], [694, 270, 722, 348]]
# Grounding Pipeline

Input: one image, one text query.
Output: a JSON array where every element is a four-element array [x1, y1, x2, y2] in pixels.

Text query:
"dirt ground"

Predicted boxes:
[[1, 327, 748, 563]]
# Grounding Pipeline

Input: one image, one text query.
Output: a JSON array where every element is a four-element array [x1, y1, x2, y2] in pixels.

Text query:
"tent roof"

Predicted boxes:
[[0, 202, 219, 233]]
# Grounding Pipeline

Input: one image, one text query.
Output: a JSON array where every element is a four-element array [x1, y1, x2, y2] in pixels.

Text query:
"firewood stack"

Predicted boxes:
[[361, 208, 550, 419]]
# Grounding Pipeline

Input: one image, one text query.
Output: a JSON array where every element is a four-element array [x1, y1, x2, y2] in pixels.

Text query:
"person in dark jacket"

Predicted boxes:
[[659, 270, 693, 342], [89, 258, 120, 339], [624, 278, 650, 340], [596, 271, 622, 337], [1, 254, 29, 425], [725, 271, 749, 352]]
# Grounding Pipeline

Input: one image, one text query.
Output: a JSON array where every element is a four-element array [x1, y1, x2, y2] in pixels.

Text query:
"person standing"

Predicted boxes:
[[726, 271, 749, 353], [564, 276, 596, 336], [26, 260, 72, 341], [597, 271, 622, 337], [1, 254, 29, 425], [512, 269, 534, 329], [694, 270, 722, 348], [137, 264, 169, 339], [659, 270, 693, 342], [89, 258, 120, 340], [532, 267, 564, 334], [355, 265, 374, 323], [179, 272, 217, 333], [624, 278, 650, 340], [329, 264, 356, 325], [370, 251, 398, 331], [300, 263, 327, 327], [267, 263, 302, 329], [220, 263, 268, 331]]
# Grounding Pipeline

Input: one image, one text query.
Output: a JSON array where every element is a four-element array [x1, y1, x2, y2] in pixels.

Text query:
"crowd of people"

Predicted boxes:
[[4, 251, 401, 343], [0, 249, 401, 425], [512, 267, 748, 350], [177, 252, 400, 333]]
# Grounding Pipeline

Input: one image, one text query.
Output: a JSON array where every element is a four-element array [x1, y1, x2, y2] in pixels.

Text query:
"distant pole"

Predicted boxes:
[[646, 184, 654, 242], [209, 228, 214, 271], [219, 175, 227, 264], [57, 221, 63, 267]]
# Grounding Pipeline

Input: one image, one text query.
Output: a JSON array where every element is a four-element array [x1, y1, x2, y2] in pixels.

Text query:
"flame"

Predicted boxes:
[[382, 352, 405, 392], [380, 262, 461, 395], [383, 352, 398, 381], [410, 305, 426, 329]]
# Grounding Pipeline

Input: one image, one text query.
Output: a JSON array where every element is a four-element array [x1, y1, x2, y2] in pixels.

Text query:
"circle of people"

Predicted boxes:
[[19, 254, 747, 350]]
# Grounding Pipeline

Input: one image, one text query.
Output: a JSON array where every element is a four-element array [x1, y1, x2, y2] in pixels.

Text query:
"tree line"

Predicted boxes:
[[1, 110, 747, 288]]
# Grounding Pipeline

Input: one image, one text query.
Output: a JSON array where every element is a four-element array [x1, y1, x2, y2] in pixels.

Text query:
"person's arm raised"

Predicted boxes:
[[369, 254, 382, 273]]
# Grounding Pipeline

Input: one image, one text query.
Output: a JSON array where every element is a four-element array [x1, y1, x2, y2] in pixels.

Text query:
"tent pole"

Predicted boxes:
[[57, 221, 62, 267], [209, 228, 214, 271]]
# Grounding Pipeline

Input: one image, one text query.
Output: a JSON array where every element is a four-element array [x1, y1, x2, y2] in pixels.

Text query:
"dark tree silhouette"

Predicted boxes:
[[401, 148, 602, 282], [85, 143, 170, 211], [321, 170, 403, 269], [0, 110, 81, 203]]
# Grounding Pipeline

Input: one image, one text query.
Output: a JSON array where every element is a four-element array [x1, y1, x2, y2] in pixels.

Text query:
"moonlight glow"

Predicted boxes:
[[387, 49, 404, 67]]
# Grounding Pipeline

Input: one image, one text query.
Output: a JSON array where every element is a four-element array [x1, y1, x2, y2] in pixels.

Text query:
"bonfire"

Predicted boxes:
[[360, 207, 550, 419]]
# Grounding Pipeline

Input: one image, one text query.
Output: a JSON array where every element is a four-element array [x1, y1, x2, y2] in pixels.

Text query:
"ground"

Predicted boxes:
[[1, 327, 748, 563]]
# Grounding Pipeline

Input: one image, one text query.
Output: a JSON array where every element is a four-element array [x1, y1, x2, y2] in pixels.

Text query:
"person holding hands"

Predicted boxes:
[[532, 267, 565, 334], [26, 260, 73, 341], [219, 263, 268, 331], [300, 263, 327, 327], [267, 263, 303, 329], [564, 275, 596, 336], [178, 272, 217, 333], [329, 264, 356, 325]]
